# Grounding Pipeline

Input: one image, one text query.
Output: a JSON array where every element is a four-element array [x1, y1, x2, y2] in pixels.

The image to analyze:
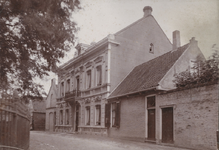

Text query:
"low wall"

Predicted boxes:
[[157, 84, 218, 150]]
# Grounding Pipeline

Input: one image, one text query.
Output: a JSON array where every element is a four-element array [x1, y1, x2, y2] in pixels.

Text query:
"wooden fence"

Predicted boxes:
[[0, 94, 30, 150]]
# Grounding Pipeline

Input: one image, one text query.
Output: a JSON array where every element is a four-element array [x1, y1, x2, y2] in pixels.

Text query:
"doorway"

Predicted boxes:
[[49, 112, 54, 132], [162, 107, 174, 143]]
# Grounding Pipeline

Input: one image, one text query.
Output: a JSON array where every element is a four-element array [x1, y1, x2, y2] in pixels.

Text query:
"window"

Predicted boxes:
[[66, 79, 70, 93], [96, 66, 102, 86], [149, 43, 154, 53], [147, 96, 155, 108], [112, 102, 120, 127], [60, 82, 64, 96], [95, 105, 101, 125], [76, 76, 80, 91], [60, 110, 63, 125], [85, 106, 90, 125], [86, 70, 91, 89], [66, 109, 69, 125]]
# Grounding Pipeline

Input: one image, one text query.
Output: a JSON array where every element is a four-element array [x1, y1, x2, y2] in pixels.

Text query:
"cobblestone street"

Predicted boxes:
[[30, 131, 190, 150]]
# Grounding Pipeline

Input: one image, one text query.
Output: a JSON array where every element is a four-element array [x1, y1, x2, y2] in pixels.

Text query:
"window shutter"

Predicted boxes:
[[115, 102, 121, 128], [105, 103, 111, 128]]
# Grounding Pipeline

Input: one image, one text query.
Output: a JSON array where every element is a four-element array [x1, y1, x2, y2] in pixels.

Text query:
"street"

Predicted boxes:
[[30, 131, 189, 150]]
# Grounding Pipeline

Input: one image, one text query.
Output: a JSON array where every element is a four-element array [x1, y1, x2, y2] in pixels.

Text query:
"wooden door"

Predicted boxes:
[[148, 109, 155, 140], [162, 107, 173, 143], [49, 112, 54, 132]]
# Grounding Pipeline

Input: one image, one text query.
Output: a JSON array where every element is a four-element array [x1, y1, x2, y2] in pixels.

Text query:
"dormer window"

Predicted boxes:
[[149, 43, 154, 53]]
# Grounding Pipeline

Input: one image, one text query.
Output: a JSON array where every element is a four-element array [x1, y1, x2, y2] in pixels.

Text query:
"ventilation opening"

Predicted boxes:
[[149, 43, 154, 53]]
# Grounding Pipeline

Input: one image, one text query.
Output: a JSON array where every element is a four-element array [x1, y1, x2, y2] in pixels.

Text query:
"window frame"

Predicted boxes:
[[96, 65, 102, 86], [95, 105, 101, 126], [85, 106, 90, 125], [86, 70, 92, 89]]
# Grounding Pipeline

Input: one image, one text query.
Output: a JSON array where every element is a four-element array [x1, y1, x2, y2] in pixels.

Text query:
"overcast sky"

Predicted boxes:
[[42, 0, 219, 94]]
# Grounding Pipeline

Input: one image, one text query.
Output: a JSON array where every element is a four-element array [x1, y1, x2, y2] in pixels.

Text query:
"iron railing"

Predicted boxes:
[[0, 95, 30, 150]]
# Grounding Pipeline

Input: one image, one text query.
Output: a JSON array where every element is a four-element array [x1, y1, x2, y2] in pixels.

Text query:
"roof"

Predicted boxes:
[[109, 44, 189, 99], [32, 98, 46, 113]]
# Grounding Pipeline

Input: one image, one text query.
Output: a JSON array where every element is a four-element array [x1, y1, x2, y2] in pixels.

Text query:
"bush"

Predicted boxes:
[[173, 50, 219, 88]]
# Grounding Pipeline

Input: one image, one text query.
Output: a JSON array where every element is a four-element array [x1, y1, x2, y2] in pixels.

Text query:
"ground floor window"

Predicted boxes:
[[60, 110, 63, 125], [85, 106, 90, 125], [65, 109, 69, 125], [104, 102, 120, 128], [95, 105, 101, 125]]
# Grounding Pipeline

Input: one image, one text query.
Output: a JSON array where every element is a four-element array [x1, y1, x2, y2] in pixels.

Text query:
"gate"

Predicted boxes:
[[0, 93, 30, 150]]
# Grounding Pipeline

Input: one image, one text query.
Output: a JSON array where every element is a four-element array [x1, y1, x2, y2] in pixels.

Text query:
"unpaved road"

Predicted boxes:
[[30, 131, 189, 150]]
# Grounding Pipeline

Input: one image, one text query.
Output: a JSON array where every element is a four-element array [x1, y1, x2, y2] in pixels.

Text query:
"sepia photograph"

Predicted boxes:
[[0, 0, 218, 150]]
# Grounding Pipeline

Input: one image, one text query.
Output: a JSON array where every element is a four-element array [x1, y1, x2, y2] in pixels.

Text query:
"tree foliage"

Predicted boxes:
[[0, 0, 81, 102], [173, 50, 219, 88]]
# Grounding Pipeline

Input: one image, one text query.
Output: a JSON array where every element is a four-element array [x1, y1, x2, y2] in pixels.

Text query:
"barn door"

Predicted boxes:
[[162, 107, 173, 143]]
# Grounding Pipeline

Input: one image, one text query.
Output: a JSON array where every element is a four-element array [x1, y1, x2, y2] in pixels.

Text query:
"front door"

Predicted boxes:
[[148, 109, 155, 140], [162, 107, 173, 143]]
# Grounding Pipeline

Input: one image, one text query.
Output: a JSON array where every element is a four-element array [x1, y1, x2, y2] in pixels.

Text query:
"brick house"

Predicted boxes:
[[107, 36, 218, 150], [45, 79, 58, 131], [54, 6, 173, 135]]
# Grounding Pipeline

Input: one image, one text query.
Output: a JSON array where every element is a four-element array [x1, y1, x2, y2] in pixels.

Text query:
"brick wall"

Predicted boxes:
[[108, 96, 145, 141], [157, 84, 218, 150], [108, 84, 218, 150]]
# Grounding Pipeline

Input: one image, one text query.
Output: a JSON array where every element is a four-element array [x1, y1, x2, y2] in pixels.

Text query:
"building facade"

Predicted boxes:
[[54, 6, 173, 135], [45, 79, 58, 131], [106, 36, 218, 150]]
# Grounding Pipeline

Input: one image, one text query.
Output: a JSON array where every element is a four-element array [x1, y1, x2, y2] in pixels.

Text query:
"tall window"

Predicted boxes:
[[66, 79, 70, 93], [85, 106, 90, 125], [86, 70, 91, 89], [76, 76, 80, 91], [96, 66, 102, 86], [66, 109, 69, 125], [95, 105, 101, 125], [61, 82, 64, 96], [60, 110, 63, 125], [111, 102, 120, 127]]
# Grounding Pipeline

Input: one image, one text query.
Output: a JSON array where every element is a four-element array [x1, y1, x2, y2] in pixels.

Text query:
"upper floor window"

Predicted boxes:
[[60, 82, 64, 97], [86, 70, 91, 89], [149, 43, 154, 53], [76, 76, 80, 91], [66, 79, 70, 93], [96, 66, 102, 86]]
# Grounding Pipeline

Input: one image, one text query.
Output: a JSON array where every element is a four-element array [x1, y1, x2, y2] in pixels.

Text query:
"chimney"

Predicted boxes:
[[143, 6, 152, 17], [172, 30, 181, 50]]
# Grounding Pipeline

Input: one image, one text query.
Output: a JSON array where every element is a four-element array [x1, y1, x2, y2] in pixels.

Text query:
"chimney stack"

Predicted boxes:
[[172, 30, 181, 50], [51, 78, 56, 85], [143, 6, 152, 17]]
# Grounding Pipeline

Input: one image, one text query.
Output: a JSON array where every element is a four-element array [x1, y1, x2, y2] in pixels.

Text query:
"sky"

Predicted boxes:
[[41, 0, 219, 94]]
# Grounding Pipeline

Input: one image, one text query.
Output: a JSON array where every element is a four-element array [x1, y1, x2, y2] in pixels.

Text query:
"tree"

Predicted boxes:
[[173, 49, 219, 88], [0, 0, 81, 102]]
